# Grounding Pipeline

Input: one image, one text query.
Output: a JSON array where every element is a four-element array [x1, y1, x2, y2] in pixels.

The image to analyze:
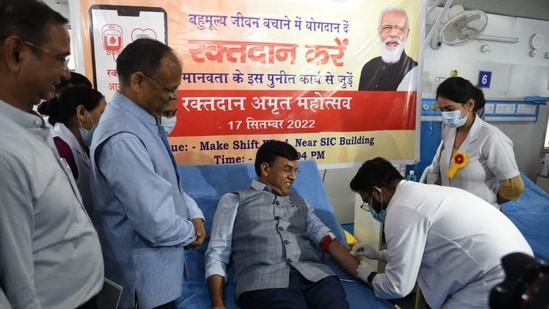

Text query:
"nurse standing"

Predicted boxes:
[[426, 77, 523, 208], [38, 86, 106, 214]]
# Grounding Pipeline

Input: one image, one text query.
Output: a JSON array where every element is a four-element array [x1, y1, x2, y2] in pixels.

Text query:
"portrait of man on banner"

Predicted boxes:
[[358, 6, 418, 92]]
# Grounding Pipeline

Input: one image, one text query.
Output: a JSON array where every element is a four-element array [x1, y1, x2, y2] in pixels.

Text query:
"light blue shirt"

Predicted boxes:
[[90, 91, 204, 308], [95, 135, 201, 246], [0, 100, 103, 309]]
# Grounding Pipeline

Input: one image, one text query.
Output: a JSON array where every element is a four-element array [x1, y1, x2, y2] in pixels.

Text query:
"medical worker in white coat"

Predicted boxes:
[[426, 77, 523, 208], [38, 86, 106, 214], [350, 157, 533, 309]]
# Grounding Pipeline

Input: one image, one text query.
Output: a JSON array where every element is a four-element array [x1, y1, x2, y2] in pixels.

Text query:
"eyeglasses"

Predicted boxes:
[[24, 40, 70, 68], [360, 202, 372, 212], [142, 72, 178, 96], [359, 191, 373, 212], [269, 164, 299, 176], [378, 24, 408, 35]]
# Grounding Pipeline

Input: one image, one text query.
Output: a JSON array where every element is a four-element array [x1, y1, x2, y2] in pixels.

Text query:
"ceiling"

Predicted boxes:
[[51, 0, 548, 22], [438, 0, 549, 21]]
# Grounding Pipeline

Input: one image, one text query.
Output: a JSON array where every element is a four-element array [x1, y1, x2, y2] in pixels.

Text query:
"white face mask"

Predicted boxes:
[[441, 110, 467, 128], [161, 116, 177, 135]]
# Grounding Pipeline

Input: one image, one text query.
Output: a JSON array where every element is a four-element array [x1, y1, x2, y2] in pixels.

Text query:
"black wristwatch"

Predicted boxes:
[[367, 271, 378, 284]]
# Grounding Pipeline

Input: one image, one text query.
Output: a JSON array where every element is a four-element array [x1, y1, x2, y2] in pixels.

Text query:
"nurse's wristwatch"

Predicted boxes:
[[367, 271, 378, 284]]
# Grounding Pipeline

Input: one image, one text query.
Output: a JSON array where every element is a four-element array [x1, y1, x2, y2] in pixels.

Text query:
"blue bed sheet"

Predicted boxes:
[[502, 173, 549, 262], [175, 160, 393, 309]]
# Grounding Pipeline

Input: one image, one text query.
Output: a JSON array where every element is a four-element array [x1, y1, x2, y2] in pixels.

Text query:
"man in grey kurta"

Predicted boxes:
[[205, 140, 361, 309]]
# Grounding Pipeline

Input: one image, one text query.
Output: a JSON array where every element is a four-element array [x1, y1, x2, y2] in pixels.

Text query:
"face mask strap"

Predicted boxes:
[[84, 109, 95, 127], [77, 107, 95, 130], [371, 187, 384, 212]]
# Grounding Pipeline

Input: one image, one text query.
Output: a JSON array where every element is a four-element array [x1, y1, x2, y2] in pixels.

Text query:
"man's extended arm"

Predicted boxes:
[[207, 275, 226, 309], [204, 193, 239, 309], [326, 237, 360, 277], [304, 200, 360, 278]]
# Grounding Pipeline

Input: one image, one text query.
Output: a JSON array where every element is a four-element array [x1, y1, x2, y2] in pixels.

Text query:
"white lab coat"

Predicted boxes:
[[371, 180, 532, 309], [427, 116, 520, 207], [52, 123, 92, 214]]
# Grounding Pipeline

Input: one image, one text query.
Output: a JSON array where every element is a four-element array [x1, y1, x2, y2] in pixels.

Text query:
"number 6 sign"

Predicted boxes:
[[478, 70, 492, 88]]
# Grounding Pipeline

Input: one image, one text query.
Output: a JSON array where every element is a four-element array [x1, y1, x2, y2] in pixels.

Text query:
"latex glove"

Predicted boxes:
[[356, 261, 375, 286], [351, 242, 387, 262]]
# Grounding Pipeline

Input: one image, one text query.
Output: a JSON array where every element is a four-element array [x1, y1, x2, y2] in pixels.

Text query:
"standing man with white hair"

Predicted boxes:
[[358, 6, 418, 91], [89, 38, 206, 309]]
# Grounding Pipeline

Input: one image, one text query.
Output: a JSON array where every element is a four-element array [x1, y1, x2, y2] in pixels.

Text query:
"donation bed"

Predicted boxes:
[[501, 173, 549, 262], [175, 160, 394, 309]]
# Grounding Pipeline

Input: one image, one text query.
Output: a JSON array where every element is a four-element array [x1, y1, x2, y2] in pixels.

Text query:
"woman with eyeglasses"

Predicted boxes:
[[38, 86, 106, 215]]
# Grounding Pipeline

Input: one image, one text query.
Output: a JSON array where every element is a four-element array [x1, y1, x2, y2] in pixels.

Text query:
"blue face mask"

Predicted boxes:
[[369, 189, 387, 223], [371, 208, 387, 223], [441, 110, 467, 128], [161, 116, 177, 135], [78, 110, 97, 147]]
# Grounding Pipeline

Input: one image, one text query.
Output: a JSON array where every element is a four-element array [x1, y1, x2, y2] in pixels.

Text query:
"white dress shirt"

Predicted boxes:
[[372, 180, 532, 308]]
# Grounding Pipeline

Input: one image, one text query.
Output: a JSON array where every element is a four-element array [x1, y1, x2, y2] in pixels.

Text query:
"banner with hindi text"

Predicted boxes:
[[75, 0, 422, 168]]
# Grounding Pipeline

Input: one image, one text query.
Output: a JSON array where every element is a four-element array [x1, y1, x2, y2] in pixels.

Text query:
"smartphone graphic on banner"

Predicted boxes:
[[89, 5, 167, 101]]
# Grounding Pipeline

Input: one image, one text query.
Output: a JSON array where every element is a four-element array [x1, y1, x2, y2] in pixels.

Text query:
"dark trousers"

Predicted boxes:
[[238, 268, 350, 309], [76, 295, 97, 309], [119, 300, 175, 309], [151, 302, 175, 309]]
